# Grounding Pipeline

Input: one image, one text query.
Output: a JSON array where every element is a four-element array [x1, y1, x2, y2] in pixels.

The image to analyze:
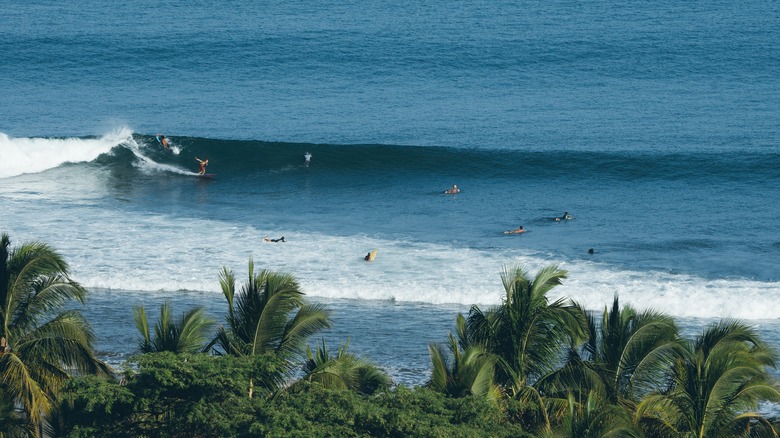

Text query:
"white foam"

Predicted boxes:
[[0, 128, 134, 178], [124, 137, 194, 176], [4, 206, 777, 320]]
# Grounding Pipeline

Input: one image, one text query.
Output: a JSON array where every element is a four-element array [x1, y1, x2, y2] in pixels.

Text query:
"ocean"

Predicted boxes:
[[2, 0, 779, 386]]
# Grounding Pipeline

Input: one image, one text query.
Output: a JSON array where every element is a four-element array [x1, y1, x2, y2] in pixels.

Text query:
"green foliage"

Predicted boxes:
[[252, 385, 532, 437], [554, 390, 642, 438], [636, 320, 780, 437], [58, 352, 286, 437], [0, 232, 109, 433], [133, 302, 215, 354], [57, 355, 529, 437], [292, 338, 391, 395], [427, 314, 502, 402], [463, 265, 587, 395], [214, 260, 331, 366], [545, 295, 681, 414]]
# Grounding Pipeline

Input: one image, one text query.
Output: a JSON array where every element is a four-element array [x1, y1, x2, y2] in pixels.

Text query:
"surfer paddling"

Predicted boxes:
[[195, 157, 209, 175], [555, 211, 574, 221], [156, 134, 170, 150], [444, 184, 460, 194], [504, 226, 525, 234]]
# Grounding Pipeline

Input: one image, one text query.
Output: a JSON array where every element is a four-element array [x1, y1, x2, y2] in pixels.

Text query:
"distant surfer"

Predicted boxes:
[[444, 184, 460, 194], [195, 157, 209, 175], [304, 152, 312, 167], [555, 211, 574, 221], [504, 226, 525, 234], [156, 134, 170, 150], [588, 248, 595, 255], [264, 236, 285, 243]]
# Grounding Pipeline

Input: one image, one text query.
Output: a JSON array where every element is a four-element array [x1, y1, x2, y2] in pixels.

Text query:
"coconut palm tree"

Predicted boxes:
[[133, 302, 215, 354], [554, 390, 643, 438], [214, 260, 331, 399], [550, 296, 681, 412], [214, 260, 331, 361], [293, 338, 391, 395], [636, 320, 780, 437], [462, 265, 588, 396], [428, 314, 502, 402], [457, 265, 588, 433], [0, 233, 109, 435]]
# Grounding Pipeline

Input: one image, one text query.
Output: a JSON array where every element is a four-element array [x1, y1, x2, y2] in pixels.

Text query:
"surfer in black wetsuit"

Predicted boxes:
[[196, 157, 209, 175], [264, 237, 285, 243], [556, 211, 573, 221]]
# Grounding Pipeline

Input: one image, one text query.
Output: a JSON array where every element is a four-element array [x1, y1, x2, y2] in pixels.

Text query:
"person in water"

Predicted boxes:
[[364, 252, 373, 261], [304, 152, 312, 167], [157, 134, 170, 149], [264, 236, 285, 243], [445, 184, 460, 194], [509, 225, 525, 234], [555, 211, 574, 221], [195, 157, 209, 175]]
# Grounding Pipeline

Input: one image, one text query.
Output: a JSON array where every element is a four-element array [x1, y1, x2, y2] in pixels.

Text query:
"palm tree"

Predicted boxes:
[[459, 265, 588, 432], [554, 390, 642, 438], [133, 302, 215, 354], [636, 320, 780, 437], [463, 265, 587, 394], [0, 233, 109, 435], [214, 259, 331, 397], [428, 314, 502, 402], [294, 338, 391, 395], [552, 296, 680, 412], [214, 260, 331, 359]]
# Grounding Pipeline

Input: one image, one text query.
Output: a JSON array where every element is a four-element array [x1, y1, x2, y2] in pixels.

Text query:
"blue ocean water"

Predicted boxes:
[[2, 0, 780, 385]]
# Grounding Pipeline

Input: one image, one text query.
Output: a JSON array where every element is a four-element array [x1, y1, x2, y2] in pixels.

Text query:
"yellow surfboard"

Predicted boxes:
[[365, 249, 378, 261]]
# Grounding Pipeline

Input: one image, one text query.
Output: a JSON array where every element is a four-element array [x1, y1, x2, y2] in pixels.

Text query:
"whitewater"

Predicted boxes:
[[2, 0, 779, 385], [1, 131, 777, 321]]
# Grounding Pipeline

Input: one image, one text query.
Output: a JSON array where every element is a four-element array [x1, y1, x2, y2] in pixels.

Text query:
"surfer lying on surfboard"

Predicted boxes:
[[264, 236, 285, 243], [156, 134, 170, 150], [504, 226, 526, 234], [195, 157, 209, 175], [554, 211, 574, 221]]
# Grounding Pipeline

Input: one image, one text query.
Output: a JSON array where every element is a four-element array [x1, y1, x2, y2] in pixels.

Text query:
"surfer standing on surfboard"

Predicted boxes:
[[304, 152, 312, 167], [195, 157, 209, 175]]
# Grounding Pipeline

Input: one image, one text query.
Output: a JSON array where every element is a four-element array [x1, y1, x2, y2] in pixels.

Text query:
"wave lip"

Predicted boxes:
[[0, 128, 133, 178]]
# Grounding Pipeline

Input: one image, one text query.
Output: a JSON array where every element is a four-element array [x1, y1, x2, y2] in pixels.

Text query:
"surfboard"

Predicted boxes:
[[197, 173, 216, 179], [503, 230, 525, 234], [366, 249, 377, 261]]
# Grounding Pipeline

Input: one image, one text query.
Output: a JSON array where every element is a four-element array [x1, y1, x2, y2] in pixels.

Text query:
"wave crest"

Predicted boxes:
[[0, 127, 134, 178]]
